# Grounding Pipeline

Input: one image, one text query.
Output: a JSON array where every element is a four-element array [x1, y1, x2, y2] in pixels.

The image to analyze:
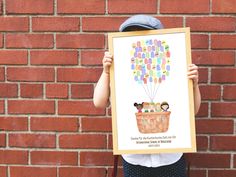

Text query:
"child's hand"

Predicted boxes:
[[187, 64, 199, 87], [102, 52, 113, 74]]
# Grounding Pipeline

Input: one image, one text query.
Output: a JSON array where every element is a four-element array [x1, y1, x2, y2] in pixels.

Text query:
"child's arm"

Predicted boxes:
[[93, 52, 113, 108], [187, 64, 201, 115]]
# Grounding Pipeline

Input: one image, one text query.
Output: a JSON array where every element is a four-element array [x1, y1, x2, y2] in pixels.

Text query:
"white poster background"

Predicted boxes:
[[112, 32, 192, 151]]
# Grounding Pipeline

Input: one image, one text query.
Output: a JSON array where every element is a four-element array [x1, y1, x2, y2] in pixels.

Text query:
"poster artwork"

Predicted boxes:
[[109, 27, 196, 155], [131, 39, 171, 134]]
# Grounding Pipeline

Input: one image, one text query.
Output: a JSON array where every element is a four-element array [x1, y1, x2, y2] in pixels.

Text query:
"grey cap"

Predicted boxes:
[[119, 14, 164, 32]]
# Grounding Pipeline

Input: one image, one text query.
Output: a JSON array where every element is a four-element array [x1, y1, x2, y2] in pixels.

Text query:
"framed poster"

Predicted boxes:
[[108, 27, 196, 155]]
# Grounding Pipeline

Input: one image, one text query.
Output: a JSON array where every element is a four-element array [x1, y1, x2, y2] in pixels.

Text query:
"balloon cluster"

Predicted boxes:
[[131, 39, 170, 85]]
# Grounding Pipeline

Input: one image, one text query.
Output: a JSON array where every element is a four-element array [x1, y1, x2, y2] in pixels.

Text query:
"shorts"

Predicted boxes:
[[122, 155, 187, 177]]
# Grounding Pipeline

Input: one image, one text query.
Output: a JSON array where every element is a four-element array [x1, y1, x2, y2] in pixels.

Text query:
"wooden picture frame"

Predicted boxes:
[[108, 27, 196, 155]]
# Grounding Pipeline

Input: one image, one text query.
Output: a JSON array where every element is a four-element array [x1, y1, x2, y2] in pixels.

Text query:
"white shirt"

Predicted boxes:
[[122, 153, 183, 167]]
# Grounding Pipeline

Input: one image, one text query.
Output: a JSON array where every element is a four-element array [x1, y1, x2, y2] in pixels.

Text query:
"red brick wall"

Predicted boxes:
[[0, 0, 235, 177]]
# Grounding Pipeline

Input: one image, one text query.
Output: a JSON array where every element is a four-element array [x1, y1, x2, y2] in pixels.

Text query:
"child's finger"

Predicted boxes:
[[188, 64, 198, 70], [104, 51, 113, 58], [187, 70, 198, 76]]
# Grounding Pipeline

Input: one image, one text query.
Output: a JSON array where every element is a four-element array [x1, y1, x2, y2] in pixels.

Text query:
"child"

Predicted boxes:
[[93, 15, 201, 177]]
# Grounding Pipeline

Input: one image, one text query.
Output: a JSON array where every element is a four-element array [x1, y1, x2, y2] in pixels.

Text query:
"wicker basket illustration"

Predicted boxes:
[[135, 111, 171, 134]]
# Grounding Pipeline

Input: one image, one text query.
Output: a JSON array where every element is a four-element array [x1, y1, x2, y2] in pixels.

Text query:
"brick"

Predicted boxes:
[[0, 50, 27, 65], [59, 134, 106, 149], [212, 0, 236, 13], [0, 117, 28, 131], [235, 155, 236, 167], [210, 136, 236, 151], [0, 1, 2, 15], [58, 101, 105, 115], [56, 34, 105, 49], [198, 68, 208, 83], [0, 83, 18, 98], [20, 84, 43, 98], [0, 34, 3, 48], [108, 134, 113, 149], [157, 17, 183, 28], [189, 170, 206, 177], [83, 16, 183, 32], [223, 85, 236, 100], [160, 0, 210, 14], [196, 119, 234, 134], [0, 67, 4, 81], [199, 85, 221, 100], [31, 151, 78, 165], [0, 134, 6, 147], [196, 136, 208, 151], [57, 68, 102, 82], [192, 50, 235, 66], [0, 150, 28, 164], [212, 68, 236, 83], [191, 34, 209, 49], [71, 84, 94, 99], [31, 50, 78, 65], [46, 84, 68, 98], [31, 117, 78, 132], [196, 102, 208, 117], [108, 0, 157, 14], [186, 17, 236, 32], [7, 67, 55, 82], [10, 166, 56, 177], [8, 100, 55, 114], [6, 0, 53, 14], [0, 166, 7, 177], [107, 168, 124, 177], [9, 133, 56, 148], [81, 117, 112, 132], [32, 17, 80, 32], [81, 50, 104, 66], [211, 34, 236, 49], [80, 151, 113, 166], [187, 153, 230, 168], [211, 103, 236, 117], [59, 167, 106, 177], [57, 0, 105, 14], [82, 17, 126, 32], [0, 100, 4, 114], [209, 170, 236, 177], [6, 34, 53, 49], [0, 17, 28, 31]]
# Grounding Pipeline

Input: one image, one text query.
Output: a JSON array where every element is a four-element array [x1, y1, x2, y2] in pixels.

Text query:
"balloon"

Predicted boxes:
[[166, 65, 170, 71], [137, 41, 141, 47], [131, 64, 135, 70], [143, 78, 147, 84], [149, 77, 153, 82], [130, 39, 171, 101]]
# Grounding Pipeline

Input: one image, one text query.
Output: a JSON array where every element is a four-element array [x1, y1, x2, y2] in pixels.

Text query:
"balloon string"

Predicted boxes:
[[151, 82, 155, 101], [153, 84, 160, 101], [141, 84, 152, 102], [149, 82, 153, 102], [145, 84, 153, 102]]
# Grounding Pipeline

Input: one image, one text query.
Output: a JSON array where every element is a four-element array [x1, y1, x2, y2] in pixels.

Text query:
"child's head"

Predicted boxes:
[[119, 14, 164, 32]]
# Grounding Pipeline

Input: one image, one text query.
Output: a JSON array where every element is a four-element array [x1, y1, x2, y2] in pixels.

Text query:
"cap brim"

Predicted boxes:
[[119, 23, 154, 32]]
